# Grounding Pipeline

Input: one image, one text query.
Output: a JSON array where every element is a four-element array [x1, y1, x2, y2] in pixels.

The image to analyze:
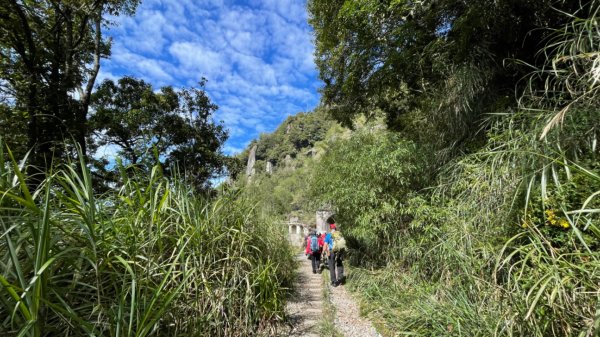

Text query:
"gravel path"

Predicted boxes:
[[282, 252, 381, 337], [329, 280, 382, 337], [283, 253, 323, 337]]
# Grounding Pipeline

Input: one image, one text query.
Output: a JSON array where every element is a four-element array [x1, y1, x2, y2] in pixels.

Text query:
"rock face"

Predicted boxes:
[[246, 145, 257, 177], [266, 161, 273, 174], [284, 154, 293, 169], [306, 148, 317, 157]]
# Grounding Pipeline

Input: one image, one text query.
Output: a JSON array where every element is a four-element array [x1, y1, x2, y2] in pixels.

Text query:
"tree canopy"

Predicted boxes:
[[0, 0, 140, 169], [308, 0, 582, 148], [90, 77, 228, 190]]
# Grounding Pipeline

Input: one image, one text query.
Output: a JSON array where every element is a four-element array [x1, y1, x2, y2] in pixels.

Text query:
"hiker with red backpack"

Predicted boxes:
[[324, 223, 345, 287], [305, 230, 323, 274]]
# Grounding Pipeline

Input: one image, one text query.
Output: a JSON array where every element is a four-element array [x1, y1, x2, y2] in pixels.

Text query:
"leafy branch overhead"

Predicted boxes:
[[0, 0, 141, 169], [308, 0, 583, 146], [90, 77, 228, 189]]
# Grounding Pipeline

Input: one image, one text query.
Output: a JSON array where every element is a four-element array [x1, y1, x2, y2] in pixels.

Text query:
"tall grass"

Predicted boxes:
[[314, 2, 600, 336], [344, 110, 600, 336], [0, 141, 295, 336]]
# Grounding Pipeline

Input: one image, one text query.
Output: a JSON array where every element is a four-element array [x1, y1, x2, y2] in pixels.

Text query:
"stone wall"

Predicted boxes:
[[315, 209, 334, 234]]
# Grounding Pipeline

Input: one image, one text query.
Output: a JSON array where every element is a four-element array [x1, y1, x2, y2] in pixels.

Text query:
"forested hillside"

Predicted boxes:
[[235, 108, 338, 223], [238, 0, 600, 335], [238, 108, 334, 165]]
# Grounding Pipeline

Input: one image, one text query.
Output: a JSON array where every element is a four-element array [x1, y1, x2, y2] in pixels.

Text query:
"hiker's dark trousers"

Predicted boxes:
[[328, 251, 344, 283], [311, 252, 321, 272]]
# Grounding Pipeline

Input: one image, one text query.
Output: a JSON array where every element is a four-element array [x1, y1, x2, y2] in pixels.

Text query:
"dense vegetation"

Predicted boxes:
[[239, 0, 600, 336], [235, 108, 336, 223], [239, 108, 334, 166], [0, 142, 295, 336], [3, 0, 600, 335], [309, 1, 600, 335], [89, 77, 229, 190], [0, 2, 293, 336]]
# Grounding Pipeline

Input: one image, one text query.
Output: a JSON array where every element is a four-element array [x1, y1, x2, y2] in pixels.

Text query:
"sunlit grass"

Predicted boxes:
[[0, 141, 295, 336]]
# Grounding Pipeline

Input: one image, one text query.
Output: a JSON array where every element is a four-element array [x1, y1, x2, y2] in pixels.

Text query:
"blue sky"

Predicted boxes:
[[98, 0, 320, 155]]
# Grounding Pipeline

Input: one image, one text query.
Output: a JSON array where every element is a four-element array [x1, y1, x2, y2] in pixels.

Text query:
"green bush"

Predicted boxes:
[[310, 127, 433, 266]]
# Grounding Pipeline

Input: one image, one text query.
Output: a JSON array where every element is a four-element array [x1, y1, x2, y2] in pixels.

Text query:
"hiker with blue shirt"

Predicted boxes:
[[324, 223, 345, 287], [305, 230, 322, 274]]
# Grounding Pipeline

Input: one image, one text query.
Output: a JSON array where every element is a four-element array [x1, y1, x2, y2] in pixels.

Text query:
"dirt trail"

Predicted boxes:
[[329, 281, 381, 337], [284, 253, 324, 337], [282, 253, 381, 337]]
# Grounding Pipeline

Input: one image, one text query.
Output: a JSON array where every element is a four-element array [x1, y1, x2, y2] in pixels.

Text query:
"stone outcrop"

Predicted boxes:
[[246, 145, 257, 177], [266, 161, 273, 174]]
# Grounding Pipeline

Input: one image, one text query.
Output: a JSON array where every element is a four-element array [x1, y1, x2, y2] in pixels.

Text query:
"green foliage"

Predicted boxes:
[[0, 142, 295, 336], [90, 77, 229, 190], [0, 103, 27, 157], [347, 267, 504, 336], [322, 105, 600, 336], [0, 0, 140, 169], [301, 1, 600, 336], [308, 0, 582, 149], [242, 108, 334, 166], [319, 268, 344, 337], [525, 1, 600, 140], [233, 109, 337, 224], [240, 152, 316, 222], [310, 126, 433, 265]]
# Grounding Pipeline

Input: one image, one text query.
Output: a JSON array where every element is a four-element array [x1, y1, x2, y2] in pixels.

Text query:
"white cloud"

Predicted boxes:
[[110, 46, 175, 83], [232, 53, 277, 85], [251, 0, 308, 24], [102, 0, 321, 155], [169, 42, 232, 80]]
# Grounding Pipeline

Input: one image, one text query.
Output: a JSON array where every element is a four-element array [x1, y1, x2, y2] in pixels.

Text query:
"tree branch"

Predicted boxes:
[[81, 11, 101, 107], [8, 0, 37, 69]]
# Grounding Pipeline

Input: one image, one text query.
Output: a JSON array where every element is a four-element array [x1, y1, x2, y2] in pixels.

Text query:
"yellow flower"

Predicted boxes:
[[559, 219, 569, 229], [545, 209, 556, 221], [521, 222, 528, 228]]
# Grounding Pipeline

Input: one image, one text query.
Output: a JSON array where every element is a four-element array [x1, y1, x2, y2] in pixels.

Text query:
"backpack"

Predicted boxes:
[[331, 231, 346, 252], [310, 236, 319, 253]]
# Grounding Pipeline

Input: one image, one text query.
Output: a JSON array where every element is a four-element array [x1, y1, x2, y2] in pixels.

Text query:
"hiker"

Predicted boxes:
[[305, 230, 322, 273], [304, 233, 311, 259], [324, 223, 345, 287], [317, 233, 325, 272]]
